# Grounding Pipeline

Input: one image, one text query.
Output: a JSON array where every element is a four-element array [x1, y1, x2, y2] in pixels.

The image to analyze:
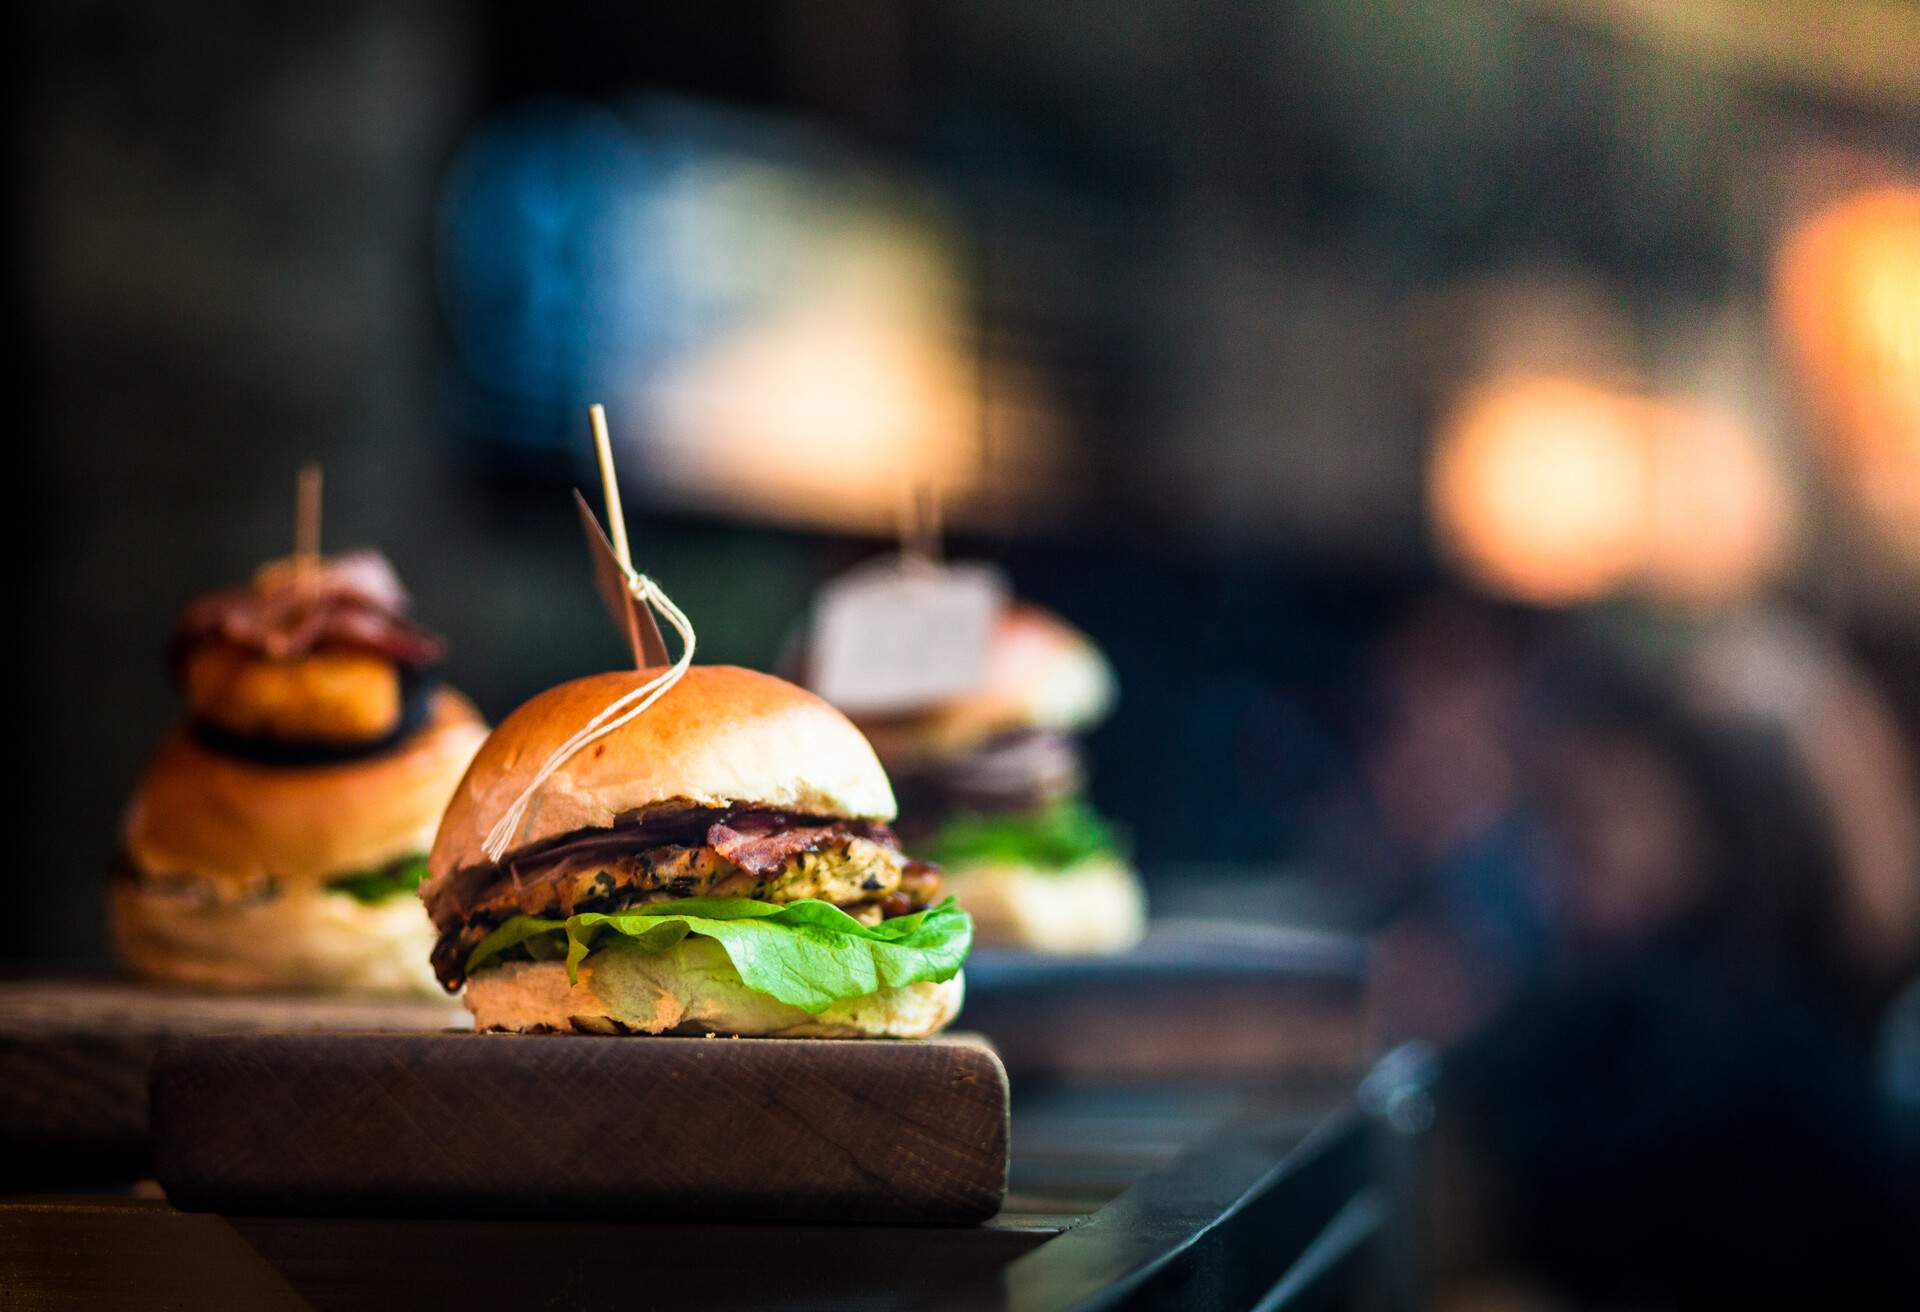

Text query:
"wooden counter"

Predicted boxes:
[[1, 1083, 1366, 1310]]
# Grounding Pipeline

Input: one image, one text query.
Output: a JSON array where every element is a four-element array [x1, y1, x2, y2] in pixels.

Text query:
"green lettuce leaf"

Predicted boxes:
[[922, 798, 1126, 872], [327, 854, 430, 905], [466, 897, 973, 1014]]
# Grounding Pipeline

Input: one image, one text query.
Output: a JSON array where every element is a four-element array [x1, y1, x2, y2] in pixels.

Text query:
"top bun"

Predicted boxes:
[[427, 666, 897, 886], [123, 688, 488, 891], [855, 604, 1114, 764]]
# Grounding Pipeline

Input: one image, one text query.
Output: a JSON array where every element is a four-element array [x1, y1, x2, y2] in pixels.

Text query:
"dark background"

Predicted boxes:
[[16, 5, 1920, 1300], [12, 1, 1918, 965]]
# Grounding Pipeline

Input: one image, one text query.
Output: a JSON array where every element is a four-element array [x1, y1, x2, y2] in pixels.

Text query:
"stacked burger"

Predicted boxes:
[[844, 602, 1145, 954], [421, 666, 971, 1037], [113, 552, 487, 994]]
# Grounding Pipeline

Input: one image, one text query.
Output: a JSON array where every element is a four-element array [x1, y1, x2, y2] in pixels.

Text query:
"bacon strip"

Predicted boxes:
[[706, 820, 848, 879], [427, 807, 904, 931], [171, 549, 444, 671]]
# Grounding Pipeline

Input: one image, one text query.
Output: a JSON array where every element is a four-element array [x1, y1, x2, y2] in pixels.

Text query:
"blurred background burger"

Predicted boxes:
[[837, 601, 1145, 954], [112, 551, 486, 993]]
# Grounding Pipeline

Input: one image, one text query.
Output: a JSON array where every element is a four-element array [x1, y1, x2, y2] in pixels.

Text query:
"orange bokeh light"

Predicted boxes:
[[1641, 397, 1796, 605], [1430, 375, 1792, 606], [1431, 377, 1650, 605], [646, 299, 982, 531], [1776, 186, 1920, 551]]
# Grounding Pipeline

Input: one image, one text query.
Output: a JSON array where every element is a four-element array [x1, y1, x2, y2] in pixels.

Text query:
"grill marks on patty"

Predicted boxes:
[[430, 808, 942, 990]]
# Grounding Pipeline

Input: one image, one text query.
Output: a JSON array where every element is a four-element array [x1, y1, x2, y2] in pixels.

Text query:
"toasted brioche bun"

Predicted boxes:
[[464, 936, 963, 1037], [855, 604, 1114, 764], [948, 856, 1145, 954], [110, 881, 443, 995], [426, 666, 896, 893], [122, 689, 488, 894]]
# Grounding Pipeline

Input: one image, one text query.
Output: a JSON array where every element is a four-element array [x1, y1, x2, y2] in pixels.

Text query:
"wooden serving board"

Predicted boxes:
[[151, 1030, 1010, 1224], [0, 977, 467, 1184]]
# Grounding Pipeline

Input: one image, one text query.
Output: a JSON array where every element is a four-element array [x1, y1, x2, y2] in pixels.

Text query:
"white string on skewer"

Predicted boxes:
[[481, 573, 697, 864]]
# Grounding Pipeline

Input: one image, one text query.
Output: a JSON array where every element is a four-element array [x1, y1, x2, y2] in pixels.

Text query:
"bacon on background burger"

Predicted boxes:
[[170, 551, 447, 751], [112, 551, 486, 994]]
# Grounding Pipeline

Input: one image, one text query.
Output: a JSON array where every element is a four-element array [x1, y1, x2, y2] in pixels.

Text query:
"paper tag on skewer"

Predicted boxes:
[[809, 557, 1005, 716], [574, 490, 670, 668]]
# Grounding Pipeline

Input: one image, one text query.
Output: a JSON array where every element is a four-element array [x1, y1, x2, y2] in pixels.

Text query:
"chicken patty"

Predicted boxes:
[[430, 833, 942, 990]]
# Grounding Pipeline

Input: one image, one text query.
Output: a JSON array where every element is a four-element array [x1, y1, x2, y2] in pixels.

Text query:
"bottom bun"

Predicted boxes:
[[950, 857, 1146, 954], [464, 937, 965, 1038], [110, 881, 442, 995]]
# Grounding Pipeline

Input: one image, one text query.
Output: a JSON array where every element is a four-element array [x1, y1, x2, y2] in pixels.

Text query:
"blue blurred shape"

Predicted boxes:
[[437, 99, 654, 448]]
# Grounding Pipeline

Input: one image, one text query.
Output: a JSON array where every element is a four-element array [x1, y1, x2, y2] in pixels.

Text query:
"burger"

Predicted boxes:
[[840, 602, 1145, 954], [113, 552, 487, 993], [420, 665, 970, 1038]]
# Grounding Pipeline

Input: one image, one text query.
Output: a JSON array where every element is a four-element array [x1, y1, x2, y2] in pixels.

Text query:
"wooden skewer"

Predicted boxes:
[[917, 481, 942, 563], [589, 404, 647, 668], [294, 463, 323, 570], [589, 405, 633, 571], [897, 478, 942, 565]]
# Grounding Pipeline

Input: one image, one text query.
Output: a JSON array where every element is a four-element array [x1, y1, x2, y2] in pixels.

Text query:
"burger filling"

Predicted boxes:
[[116, 852, 433, 908], [887, 729, 1084, 833], [429, 808, 944, 991], [326, 854, 432, 904], [920, 796, 1126, 874], [879, 731, 1128, 874]]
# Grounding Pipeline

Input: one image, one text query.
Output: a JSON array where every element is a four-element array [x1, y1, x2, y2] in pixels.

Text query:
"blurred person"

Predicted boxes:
[[1690, 614, 1920, 1249], [1531, 628, 1854, 999], [1686, 613, 1920, 1005], [1362, 598, 1557, 1049], [1420, 614, 1920, 1305], [1364, 599, 1919, 1041]]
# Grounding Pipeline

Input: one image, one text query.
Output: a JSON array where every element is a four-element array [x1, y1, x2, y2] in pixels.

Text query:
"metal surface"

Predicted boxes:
[[962, 919, 1369, 1086], [932, 1105, 1371, 1311]]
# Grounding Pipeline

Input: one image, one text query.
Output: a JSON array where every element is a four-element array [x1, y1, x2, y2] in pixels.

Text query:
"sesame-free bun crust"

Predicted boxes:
[[110, 881, 444, 995], [856, 604, 1115, 764], [122, 689, 487, 892], [464, 936, 963, 1038], [947, 856, 1146, 954], [427, 666, 897, 888]]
